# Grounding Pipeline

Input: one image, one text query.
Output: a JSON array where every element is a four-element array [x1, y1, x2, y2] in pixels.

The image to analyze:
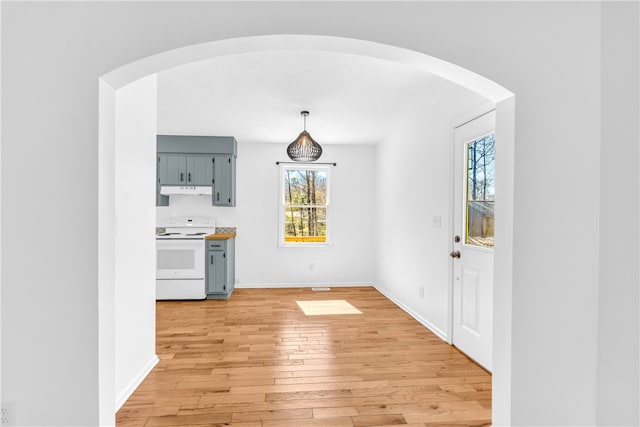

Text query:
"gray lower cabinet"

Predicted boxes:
[[206, 238, 235, 299]]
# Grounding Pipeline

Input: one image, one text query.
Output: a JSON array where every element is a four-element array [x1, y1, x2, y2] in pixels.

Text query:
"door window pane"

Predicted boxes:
[[465, 134, 495, 248]]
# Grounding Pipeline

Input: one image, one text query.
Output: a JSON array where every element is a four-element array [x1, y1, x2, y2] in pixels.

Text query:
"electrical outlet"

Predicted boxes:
[[1, 402, 15, 426]]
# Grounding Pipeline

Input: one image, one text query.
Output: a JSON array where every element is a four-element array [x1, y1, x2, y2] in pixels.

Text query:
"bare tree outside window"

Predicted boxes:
[[283, 168, 328, 243], [466, 134, 495, 248]]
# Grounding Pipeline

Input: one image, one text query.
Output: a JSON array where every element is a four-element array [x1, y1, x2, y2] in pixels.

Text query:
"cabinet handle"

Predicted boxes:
[[223, 285, 226, 290], [180, 172, 184, 182], [210, 255, 213, 264], [217, 192, 220, 201], [188, 172, 191, 182], [223, 253, 226, 258]]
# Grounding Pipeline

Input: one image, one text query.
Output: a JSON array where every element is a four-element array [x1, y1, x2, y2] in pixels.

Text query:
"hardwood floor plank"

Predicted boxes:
[[197, 393, 267, 406], [117, 287, 491, 426], [142, 412, 232, 426], [231, 408, 312, 423], [262, 416, 354, 427], [276, 375, 364, 385], [351, 413, 407, 426], [313, 406, 360, 418]]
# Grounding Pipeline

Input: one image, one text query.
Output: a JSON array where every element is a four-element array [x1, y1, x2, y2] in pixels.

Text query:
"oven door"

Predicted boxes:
[[156, 238, 205, 279]]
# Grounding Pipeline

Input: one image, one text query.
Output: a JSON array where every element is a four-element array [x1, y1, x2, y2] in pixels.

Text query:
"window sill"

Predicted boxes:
[[279, 241, 333, 249]]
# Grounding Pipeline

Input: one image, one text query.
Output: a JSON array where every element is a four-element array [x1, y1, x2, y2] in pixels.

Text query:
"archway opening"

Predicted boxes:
[[98, 34, 515, 426]]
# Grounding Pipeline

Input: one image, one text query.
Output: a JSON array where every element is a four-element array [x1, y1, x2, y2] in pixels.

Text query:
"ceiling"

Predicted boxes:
[[157, 50, 488, 145]]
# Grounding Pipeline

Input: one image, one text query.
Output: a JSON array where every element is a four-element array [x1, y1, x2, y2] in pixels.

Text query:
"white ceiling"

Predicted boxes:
[[157, 50, 488, 145]]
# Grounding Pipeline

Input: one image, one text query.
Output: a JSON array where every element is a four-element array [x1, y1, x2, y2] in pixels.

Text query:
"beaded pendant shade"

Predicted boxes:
[[287, 111, 323, 162]]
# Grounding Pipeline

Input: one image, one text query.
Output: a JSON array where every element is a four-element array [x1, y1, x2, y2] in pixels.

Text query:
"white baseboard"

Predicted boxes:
[[373, 285, 450, 343], [115, 354, 159, 411], [236, 282, 373, 289]]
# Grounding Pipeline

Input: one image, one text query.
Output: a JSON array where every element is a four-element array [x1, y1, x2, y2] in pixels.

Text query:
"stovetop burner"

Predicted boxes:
[[156, 216, 216, 240]]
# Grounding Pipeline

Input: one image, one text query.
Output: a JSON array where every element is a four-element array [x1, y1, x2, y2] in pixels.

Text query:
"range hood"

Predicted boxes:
[[160, 186, 212, 196]]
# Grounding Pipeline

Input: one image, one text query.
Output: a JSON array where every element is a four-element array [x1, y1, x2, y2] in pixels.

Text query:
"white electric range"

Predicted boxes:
[[156, 216, 215, 300]]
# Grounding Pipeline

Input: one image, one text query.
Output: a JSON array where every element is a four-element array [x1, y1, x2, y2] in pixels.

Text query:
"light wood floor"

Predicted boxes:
[[117, 287, 491, 427]]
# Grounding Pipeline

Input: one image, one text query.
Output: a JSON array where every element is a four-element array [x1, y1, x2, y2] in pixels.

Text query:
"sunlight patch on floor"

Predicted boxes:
[[296, 300, 362, 315]]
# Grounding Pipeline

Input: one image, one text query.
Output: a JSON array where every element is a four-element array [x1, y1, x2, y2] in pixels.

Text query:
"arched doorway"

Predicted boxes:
[[98, 34, 515, 425]]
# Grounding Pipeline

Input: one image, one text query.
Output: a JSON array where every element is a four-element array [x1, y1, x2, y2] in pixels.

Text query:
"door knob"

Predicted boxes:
[[450, 251, 461, 259]]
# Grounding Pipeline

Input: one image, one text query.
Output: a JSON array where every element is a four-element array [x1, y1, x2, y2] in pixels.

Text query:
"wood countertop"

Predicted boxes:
[[205, 232, 236, 240]]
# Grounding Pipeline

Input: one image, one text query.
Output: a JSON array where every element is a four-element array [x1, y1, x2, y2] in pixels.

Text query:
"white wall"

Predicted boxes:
[[157, 142, 376, 287], [98, 78, 117, 426], [114, 75, 159, 409], [374, 95, 491, 341], [1, 2, 637, 426], [597, 2, 640, 424]]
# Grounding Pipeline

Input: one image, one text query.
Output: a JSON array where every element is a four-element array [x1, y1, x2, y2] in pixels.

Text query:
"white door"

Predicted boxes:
[[452, 110, 495, 371]]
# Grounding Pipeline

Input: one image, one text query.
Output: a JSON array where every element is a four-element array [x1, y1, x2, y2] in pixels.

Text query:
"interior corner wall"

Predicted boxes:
[[114, 74, 158, 410], [374, 102, 481, 341], [597, 2, 640, 425]]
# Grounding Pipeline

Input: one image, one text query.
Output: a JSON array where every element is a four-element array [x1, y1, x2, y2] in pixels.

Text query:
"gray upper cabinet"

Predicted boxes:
[[187, 155, 214, 185], [158, 154, 186, 185], [156, 135, 237, 207], [158, 154, 214, 186], [167, 155, 187, 184], [213, 155, 235, 206]]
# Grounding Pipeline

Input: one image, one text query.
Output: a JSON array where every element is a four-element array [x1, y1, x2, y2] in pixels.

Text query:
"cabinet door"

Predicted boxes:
[[156, 155, 169, 206], [213, 155, 234, 206], [164, 154, 187, 184], [226, 238, 235, 294], [207, 250, 227, 294], [157, 155, 167, 183], [186, 155, 214, 185]]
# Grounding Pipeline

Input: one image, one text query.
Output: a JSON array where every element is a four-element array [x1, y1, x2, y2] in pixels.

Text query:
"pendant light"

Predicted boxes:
[[286, 111, 323, 162]]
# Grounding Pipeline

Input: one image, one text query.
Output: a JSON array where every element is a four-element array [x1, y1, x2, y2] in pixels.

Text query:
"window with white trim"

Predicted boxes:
[[279, 164, 330, 245]]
